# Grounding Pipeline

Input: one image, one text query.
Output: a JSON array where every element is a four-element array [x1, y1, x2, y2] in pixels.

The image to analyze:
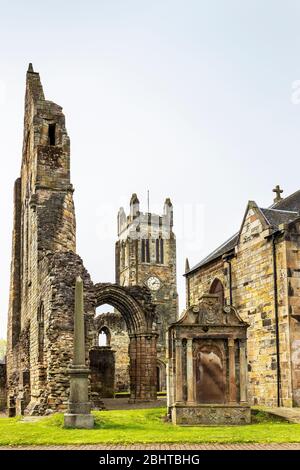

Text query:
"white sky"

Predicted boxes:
[[1, 0, 300, 338]]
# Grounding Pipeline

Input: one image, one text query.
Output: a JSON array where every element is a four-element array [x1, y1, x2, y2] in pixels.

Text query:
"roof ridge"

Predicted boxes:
[[261, 207, 299, 214]]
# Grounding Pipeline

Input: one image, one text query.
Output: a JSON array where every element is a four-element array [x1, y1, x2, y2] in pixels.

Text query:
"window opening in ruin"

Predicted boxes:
[[98, 327, 111, 347], [48, 123, 56, 145]]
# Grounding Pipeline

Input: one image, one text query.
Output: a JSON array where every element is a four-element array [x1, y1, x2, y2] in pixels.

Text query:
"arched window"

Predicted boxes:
[[160, 238, 164, 264], [155, 238, 164, 264], [209, 278, 225, 305], [141, 239, 150, 263], [98, 327, 111, 347]]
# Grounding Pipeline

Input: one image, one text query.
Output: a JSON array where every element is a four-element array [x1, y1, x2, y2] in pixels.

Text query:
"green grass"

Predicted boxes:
[[0, 407, 300, 446]]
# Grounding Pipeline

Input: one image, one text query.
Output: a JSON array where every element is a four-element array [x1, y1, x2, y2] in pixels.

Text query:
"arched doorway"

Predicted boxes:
[[93, 283, 158, 402], [90, 326, 115, 401], [209, 278, 224, 305]]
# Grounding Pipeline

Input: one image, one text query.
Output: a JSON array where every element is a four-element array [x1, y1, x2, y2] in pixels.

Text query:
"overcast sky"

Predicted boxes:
[[1, 0, 300, 338]]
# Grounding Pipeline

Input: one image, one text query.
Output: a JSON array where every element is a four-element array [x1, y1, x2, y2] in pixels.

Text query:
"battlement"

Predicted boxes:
[[117, 194, 173, 239]]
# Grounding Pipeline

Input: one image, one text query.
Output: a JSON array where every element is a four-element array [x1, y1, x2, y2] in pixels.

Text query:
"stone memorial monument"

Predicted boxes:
[[167, 294, 250, 425], [64, 277, 94, 428]]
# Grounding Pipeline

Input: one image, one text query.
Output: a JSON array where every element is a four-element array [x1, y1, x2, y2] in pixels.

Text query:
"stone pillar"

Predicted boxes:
[[228, 338, 237, 403], [140, 335, 146, 398], [166, 331, 173, 409], [128, 335, 137, 402], [186, 339, 194, 403], [175, 338, 183, 402], [239, 339, 247, 403], [64, 277, 94, 428], [150, 335, 158, 400], [129, 333, 157, 402], [136, 335, 142, 399]]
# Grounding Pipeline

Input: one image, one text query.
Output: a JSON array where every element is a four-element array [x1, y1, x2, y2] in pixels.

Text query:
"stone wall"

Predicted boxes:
[[90, 346, 115, 401], [186, 204, 300, 407], [283, 222, 300, 406], [96, 312, 130, 392], [0, 364, 6, 411]]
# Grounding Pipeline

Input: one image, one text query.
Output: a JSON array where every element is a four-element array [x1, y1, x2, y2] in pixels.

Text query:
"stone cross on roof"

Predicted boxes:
[[273, 185, 283, 203]]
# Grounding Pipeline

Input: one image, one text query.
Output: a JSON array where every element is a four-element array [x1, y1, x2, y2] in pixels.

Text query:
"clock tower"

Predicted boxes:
[[115, 194, 178, 387]]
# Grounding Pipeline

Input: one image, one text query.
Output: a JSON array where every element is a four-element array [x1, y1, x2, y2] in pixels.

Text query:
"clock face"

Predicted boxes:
[[147, 276, 161, 291]]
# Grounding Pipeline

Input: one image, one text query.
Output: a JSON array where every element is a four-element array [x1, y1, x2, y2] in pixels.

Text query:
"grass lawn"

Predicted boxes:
[[0, 407, 300, 446]]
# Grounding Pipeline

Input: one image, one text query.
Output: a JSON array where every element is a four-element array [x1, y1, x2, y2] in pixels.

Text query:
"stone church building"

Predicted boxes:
[[185, 187, 300, 407]]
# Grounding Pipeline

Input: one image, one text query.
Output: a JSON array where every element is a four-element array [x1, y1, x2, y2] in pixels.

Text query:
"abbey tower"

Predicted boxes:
[[116, 195, 178, 356], [97, 195, 178, 393]]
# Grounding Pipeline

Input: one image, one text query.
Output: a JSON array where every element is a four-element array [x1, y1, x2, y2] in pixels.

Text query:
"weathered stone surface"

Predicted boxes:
[[6, 66, 158, 415], [95, 313, 129, 392], [111, 195, 178, 392], [172, 404, 251, 426], [64, 277, 94, 428], [64, 414, 94, 429], [168, 295, 250, 426], [90, 346, 115, 399], [0, 364, 6, 411]]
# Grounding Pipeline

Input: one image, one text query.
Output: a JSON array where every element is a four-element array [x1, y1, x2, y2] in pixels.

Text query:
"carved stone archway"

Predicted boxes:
[[93, 283, 158, 402]]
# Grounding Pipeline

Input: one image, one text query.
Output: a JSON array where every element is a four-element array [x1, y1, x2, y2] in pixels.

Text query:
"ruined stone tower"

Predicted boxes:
[[114, 195, 178, 390], [6, 64, 93, 416], [6, 65, 160, 414]]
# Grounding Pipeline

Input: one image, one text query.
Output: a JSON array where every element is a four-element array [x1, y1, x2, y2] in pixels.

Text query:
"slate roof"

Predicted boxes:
[[272, 189, 300, 212], [186, 233, 239, 273], [186, 190, 300, 275], [260, 208, 298, 228]]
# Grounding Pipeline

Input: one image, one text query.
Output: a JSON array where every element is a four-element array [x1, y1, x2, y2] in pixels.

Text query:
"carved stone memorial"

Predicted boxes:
[[64, 277, 94, 428], [167, 294, 251, 425]]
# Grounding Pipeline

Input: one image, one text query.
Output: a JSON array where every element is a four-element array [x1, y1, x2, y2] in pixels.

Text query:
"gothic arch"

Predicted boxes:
[[209, 278, 224, 305], [93, 283, 158, 401], [98, 326, 111, 346]]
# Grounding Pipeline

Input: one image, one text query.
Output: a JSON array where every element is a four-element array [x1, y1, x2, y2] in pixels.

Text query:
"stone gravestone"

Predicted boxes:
[[64, 277, 94, 428], [167, 294, 250, 425]]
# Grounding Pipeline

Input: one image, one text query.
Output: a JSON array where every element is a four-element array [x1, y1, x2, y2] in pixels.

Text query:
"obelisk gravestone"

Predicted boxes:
[[64, 276, 94, 428]]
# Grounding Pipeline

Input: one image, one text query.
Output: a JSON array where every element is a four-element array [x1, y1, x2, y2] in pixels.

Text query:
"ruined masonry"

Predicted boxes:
[[6, 65, 160, 416]]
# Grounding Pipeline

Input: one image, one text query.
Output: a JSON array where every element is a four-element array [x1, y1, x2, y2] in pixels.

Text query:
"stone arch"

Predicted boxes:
[[93, 283, 158, 401], [209, 278, 224, 305]]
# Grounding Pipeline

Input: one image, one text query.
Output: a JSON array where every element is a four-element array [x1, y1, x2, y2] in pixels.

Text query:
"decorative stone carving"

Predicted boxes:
[[168, 294, 250, 425]]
